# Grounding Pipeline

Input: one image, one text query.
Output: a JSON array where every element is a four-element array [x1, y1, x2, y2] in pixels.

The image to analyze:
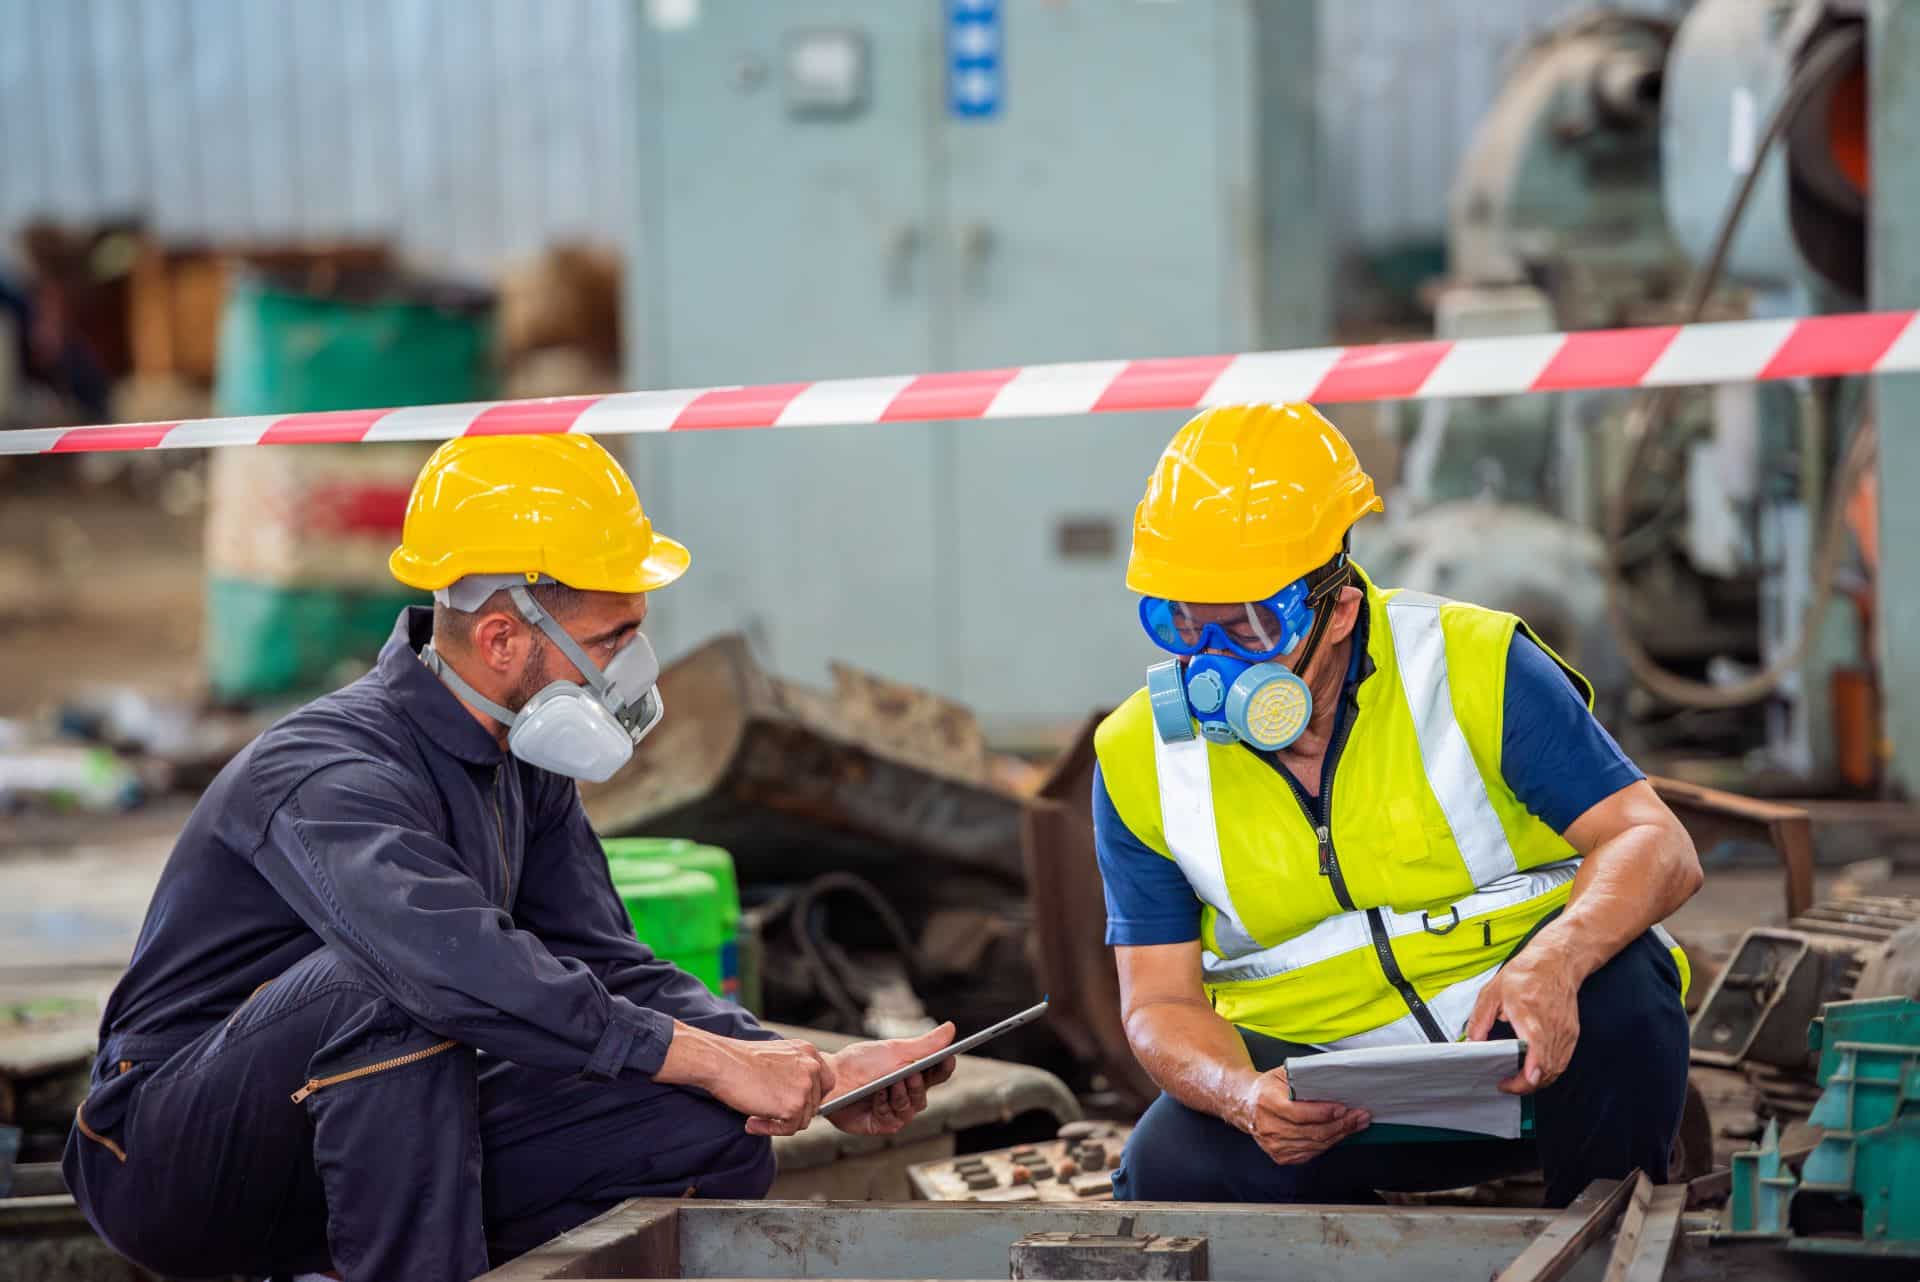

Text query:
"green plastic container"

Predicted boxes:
[[206, 274, 494, 701], [607, 860, 732, 998], [603, 838, 746, 1005], [215, 275, 496, 416], [205, 577, 422, 702]]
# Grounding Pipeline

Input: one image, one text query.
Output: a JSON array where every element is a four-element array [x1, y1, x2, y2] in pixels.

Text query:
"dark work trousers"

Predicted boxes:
[[62, 946, 774, 1282], [1111, 929, 1690, 1208]]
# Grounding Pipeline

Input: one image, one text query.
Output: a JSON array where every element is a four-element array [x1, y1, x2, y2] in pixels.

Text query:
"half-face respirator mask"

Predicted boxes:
[[423, 579, 664, 783], [1137, 558, 1351, 752]]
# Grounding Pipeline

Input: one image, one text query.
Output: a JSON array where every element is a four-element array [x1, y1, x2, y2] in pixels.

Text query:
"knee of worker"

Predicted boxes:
[[643, 1109, 773, 1200], [275, 949, 463, 1090], [599, 1091, 775, 1200], [1112, 1094, 1235, 1202], [700, 1127, 775, 1199], [1569, 940, 1690, 1088], [216, 945, 440, 1083]]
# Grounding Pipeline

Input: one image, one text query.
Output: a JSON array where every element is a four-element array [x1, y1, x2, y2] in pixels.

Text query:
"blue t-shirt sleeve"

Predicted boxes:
[[1092, 763, 1202, 946], [1501, 633, 1644, 833]]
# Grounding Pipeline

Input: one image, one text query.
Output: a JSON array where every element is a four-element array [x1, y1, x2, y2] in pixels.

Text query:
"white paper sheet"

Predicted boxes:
[[1283, 1039, 1528, 1139]]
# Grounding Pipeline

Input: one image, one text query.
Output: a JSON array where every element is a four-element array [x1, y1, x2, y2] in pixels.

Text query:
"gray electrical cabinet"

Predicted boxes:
[[626, 0, 1325, 741]]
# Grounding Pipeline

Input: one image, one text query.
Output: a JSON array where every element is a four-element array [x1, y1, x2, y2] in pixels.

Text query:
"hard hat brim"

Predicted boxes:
[[628, 531, 691, 593], [389, 529, 692, 595]]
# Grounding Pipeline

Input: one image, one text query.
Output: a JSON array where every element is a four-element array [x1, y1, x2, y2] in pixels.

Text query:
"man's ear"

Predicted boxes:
[[1326, 584, 1364, 644], [473, 610, 527, 673]]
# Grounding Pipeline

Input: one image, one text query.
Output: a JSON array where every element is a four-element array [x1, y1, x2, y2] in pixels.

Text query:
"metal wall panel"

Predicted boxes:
[[0, 0, 1693, 275], [0, 0, 636, 276], [626, 0, 1325, 736], [1318, 0, 1685, 252]]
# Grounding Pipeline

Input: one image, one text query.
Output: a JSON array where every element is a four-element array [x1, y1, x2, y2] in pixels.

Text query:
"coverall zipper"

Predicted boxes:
[[290, 1039, 460, 1103], [493, 766, 512, 905], [1271, 683, 1446, 1042]]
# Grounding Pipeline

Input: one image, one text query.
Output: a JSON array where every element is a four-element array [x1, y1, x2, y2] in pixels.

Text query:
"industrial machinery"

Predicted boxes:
[[1692, 896, 1920, 1128], [907, 1121, 1133, 1203], [1377, 0, 1878, 786], [1720, 997, 1920, 1260]]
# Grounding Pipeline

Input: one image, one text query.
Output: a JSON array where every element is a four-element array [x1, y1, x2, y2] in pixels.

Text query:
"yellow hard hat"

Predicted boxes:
[[1126, 403, 1382, 602], [389, 434, 690, 594]]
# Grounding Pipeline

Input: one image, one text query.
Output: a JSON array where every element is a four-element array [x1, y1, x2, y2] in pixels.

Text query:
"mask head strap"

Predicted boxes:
[[435, 573, 558, 612], [1287, 538, 1356, 680], [506, 585, 616, 696], [421, 644, 521, 729]]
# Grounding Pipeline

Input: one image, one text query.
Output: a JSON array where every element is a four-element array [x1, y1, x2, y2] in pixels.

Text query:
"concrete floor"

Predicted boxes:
[[0, 487, 204, 721]]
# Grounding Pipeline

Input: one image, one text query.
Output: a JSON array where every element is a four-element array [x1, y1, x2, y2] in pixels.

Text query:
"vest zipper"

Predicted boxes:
[[1313, 825, 1350, 908], [290, 1038, 460, 1103], [1275, 670, 1446, 1042], [1366, 909, 1446, 1041], [1275, 693, 1357, 911]]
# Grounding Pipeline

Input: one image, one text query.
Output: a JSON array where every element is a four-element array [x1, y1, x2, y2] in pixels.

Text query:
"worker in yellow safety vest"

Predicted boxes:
[[1093, 403, 1702, 1208]]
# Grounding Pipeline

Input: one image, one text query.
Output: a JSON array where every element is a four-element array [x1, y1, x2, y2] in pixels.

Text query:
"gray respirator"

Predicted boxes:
[[423, 579, 664, 783]]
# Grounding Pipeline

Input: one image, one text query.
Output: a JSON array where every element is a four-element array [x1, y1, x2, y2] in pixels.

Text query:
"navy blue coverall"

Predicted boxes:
[[64, 610, 777, 1282]]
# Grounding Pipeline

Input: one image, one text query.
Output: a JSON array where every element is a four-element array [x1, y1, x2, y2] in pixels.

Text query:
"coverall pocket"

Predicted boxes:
[[74, 1061, 145, 1163], [290, 1037, 460, 1103]]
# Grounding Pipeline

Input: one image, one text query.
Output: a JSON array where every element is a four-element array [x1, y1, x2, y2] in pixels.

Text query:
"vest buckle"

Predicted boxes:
[[1422, 906, 1461, 936]]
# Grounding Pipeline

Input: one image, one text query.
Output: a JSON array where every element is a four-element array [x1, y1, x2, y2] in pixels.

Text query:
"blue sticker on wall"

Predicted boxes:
[[948, 0, 1002, 119]]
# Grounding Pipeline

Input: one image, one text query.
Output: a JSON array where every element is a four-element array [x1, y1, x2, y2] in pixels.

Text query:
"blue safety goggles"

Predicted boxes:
[[1138, 577, 1316, 663]]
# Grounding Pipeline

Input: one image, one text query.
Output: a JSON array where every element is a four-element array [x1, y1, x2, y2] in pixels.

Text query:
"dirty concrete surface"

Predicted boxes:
[[0, 490, 203, 721]]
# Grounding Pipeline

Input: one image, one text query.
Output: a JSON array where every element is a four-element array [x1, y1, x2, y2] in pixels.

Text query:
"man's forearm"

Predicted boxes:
[[1535, 818, 1700, 981], [1125, 998, 1263, 1131]]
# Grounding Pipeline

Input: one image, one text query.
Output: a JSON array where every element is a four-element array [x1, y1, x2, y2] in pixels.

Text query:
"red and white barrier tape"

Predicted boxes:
[[5, 310, 1918, 456]]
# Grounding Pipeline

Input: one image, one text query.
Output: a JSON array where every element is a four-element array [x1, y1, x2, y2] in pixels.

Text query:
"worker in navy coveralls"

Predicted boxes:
[[65, 434, 957, 1282]]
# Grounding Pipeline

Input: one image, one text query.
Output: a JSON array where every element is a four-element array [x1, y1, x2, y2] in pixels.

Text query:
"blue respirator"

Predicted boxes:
[[1138, 578, 1320, 752]]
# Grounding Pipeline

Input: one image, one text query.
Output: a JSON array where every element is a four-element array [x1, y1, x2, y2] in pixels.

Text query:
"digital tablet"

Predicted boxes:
[[817, 998, 1050, 1116]]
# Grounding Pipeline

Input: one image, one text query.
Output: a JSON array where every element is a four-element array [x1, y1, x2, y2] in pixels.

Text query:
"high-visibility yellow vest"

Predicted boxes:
[[1095, 571, 1688, 1049]]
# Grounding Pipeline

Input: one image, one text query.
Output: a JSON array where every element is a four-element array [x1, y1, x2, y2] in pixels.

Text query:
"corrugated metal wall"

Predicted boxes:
[[0, 0, 1682, 275], [0, 0, 635, 277], [1319, 0, 1685, 250]]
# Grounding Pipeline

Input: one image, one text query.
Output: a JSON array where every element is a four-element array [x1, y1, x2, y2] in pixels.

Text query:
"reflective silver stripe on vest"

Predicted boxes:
[[1152, 731, 1259, 956], [1202, 859, 1581, 985], [1324, 922, 1686, 1057], [1383, 591, 1521, 889], [1321, 959, 1506, 1049]]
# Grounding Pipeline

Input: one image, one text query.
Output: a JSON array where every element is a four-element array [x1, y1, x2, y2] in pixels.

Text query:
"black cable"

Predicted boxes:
[[789, 871, 927, 1030]]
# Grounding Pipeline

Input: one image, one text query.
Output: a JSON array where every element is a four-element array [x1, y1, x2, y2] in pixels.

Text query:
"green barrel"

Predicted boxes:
[[606, 860, 732, 998], [205, 576, 425, 702], [603, 838, 747, 1005], [205, 273, 495, 701], [215, 274, 496, 415]]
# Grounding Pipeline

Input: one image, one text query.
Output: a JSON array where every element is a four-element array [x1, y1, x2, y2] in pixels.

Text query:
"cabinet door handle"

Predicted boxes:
[[960, 221, 996, 291], [888, 223, 923, 296]]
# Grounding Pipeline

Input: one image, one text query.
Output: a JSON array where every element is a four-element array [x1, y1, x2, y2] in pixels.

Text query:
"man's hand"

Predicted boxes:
[[1235, 1067, 1370, 1165], [1466, 944, 1581, 1094], [822, 1023, 959, 1137], [657, 1025, 837, 1135]]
